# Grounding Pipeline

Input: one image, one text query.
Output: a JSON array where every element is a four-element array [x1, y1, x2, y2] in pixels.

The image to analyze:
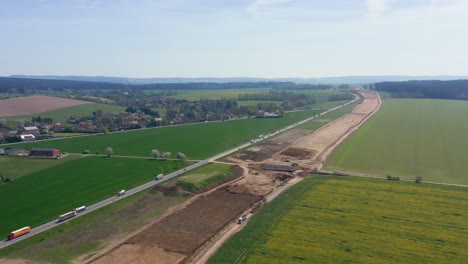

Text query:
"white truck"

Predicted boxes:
[[117, 189, 126, 196], [237, 214, 247, 224], [155, 174, 164, 180], [74, 206, 86, 213]]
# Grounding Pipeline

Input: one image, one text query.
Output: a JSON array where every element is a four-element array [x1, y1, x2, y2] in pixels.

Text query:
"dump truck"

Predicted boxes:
[[7, 226, 31, 240], [59, 211, 77, 222]]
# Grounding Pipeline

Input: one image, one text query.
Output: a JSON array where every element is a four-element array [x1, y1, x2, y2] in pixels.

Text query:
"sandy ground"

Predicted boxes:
[[0, 95, 91, 117]]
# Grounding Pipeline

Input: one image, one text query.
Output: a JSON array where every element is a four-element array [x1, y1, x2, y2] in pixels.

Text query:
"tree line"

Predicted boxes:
[[0, 77, 336, 93], [373, 80, 468, 100]]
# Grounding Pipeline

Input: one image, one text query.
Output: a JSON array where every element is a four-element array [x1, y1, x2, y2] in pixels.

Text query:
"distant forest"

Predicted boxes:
[[0, 77, 333, 93], [374, 80, 468, 100]]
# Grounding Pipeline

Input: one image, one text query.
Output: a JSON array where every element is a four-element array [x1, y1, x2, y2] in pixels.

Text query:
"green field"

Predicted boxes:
[[284, 90, 351, 107], [0, 188, 186, 263], [0, 155, 80, 180], [237, 100, 281, 106], [209, 176, 468, 263], [164, 89, 271, 100], [3, 110, 320, 159], [4, 103, 125, 124], [0, 156, 190, 236], [326, 99, 468, 185], [177, 163, 232, 192]]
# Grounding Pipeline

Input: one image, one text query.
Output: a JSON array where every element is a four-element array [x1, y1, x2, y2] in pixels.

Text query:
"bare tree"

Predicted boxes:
[[151, 149, 160, 160], [162, 152, 171, 160], [176, 152, 187, 161], [106, 147, 113, 157]]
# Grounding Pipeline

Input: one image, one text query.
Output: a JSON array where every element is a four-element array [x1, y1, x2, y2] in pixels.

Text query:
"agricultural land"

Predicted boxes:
[[0, 90, 364, 263], [86, 90, 378, 264], [4, 103, 125, 124], [0, 95, 90, 117], [209, 176, 468, 264], [326, 98, 468, 185], [0, 156, 191, 236], [4, 109, 321, 159]]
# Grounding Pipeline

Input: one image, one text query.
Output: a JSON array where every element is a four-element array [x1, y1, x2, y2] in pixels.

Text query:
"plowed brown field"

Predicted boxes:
[[0, 95, 90, 117], [91, 189, 261, 264]]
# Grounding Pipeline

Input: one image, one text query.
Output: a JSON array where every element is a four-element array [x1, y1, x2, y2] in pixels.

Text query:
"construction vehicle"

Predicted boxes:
[[7, 226, 31, 240], [237, 214, 247, 224]]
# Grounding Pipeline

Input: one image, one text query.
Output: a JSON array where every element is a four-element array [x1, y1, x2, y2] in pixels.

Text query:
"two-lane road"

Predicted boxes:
[[0, 96, 358, 249]]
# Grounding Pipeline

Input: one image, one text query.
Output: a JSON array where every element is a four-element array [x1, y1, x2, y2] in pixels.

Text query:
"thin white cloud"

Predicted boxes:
[[367, 0, 392, 18], [247, 0, 294, 13]]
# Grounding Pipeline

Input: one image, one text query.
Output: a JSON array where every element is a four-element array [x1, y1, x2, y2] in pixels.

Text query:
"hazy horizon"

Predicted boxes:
[[1, 0, 467, 78]]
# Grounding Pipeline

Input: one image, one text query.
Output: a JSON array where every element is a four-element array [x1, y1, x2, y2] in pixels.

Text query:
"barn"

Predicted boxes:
[[4, 148, 26, 156], [29, 148, 61, 158]]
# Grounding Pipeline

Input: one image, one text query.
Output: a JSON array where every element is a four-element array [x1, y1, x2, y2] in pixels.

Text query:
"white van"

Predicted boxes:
[[117, 190, 126, 196]]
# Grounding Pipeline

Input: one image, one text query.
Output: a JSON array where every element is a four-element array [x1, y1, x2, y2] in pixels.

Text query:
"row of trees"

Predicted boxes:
[[151, 149, 187, 161], [103, 147, 187, 161]]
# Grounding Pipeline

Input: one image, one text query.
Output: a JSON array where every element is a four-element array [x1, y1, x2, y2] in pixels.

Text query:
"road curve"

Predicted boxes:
[[0, 95, 358, 249]]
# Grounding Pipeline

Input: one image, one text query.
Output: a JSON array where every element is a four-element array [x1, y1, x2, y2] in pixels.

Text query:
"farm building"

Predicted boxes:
[[20, 134, 36, 142], [4, 148, 27, 156], [29, 148, 61, 158], [23, 126, 39, 135], [261, 164, 296, 172]]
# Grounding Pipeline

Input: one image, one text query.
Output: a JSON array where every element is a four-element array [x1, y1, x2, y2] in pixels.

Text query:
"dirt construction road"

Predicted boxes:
[[277, 89, 381, 169], [86, 90, 381, 264]]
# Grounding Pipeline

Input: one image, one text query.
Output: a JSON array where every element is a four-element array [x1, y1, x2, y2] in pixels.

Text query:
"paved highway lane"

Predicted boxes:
[[0, 96, 358, 249]]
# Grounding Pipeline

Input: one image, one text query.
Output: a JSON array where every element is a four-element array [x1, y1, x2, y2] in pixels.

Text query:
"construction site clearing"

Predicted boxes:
[[83, 89, 381, 264]]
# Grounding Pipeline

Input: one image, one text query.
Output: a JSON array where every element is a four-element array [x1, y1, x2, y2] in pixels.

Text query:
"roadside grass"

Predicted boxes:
[[176, 163, 232, 192], [2, 110, 321, 159], [4, 103, 125, 124], [0, 155, 80, 180], [51, 133, 87, 137], [326, 99, 468, 185], [0, 188, 187, 263], [209, 176, 468, 264], [0, 156, 191, 236]]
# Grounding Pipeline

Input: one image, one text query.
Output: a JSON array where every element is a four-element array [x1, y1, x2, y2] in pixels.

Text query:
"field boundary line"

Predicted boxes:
[[319, 170, 468, 188]]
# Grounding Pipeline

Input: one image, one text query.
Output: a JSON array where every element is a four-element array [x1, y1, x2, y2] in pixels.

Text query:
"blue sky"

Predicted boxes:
[[1, 0, 467, 78]]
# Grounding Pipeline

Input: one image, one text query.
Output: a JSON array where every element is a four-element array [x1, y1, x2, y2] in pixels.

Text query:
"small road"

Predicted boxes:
[[0, 96, 359, 249]]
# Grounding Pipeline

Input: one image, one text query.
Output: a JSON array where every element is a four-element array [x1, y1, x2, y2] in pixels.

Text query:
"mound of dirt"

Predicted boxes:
[[195, 165, 244, 194], [154, 184, 188, 197], [281, 147, 316, 159]]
